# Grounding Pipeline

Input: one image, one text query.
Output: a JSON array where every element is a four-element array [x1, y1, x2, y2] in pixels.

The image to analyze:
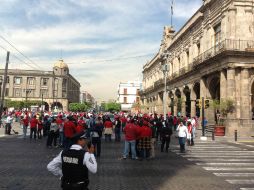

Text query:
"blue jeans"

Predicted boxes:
[[178, 137, 186, 152], [123, 140, 136, 159], [59, 131, 64, 146]]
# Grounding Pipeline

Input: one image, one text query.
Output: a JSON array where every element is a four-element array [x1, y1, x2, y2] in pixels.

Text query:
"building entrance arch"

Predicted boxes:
[[183, 86, 191, 117], [51, 102, 63, 112]]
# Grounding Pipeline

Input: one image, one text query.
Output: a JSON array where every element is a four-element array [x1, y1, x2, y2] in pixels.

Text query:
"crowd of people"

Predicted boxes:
[[0, 110, 199, 158]]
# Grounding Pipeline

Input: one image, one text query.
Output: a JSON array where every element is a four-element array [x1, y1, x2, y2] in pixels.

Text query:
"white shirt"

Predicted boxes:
[[6, 116, 13, 124], [47, 144, 97, 177], [176, 125, 188, 138]]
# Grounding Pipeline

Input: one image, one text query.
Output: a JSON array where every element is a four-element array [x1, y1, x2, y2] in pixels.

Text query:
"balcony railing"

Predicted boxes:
[[144, 39, 254, 94], [193, 39, 254, 66]]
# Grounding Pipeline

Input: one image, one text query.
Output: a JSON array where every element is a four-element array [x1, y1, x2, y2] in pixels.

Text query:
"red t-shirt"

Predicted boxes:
[[104, 121, 113, 128], [23, 117, 29, 126], [139, 126, 152, 138], [64, 121, 76, 138], [76, 125, 84, 133], [38, 120, 43, 130], [30, 118, 38, 128], [124, 123, 137, 141]]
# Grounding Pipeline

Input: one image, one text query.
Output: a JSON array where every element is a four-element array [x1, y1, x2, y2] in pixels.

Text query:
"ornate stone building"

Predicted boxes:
[[141, 0, 254, 136], [0, 59, 80, 111]]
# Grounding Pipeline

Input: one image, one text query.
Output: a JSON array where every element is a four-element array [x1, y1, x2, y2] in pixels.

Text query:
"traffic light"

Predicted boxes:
[[195, 99, 201, 108], [205, 99, 210, 109]]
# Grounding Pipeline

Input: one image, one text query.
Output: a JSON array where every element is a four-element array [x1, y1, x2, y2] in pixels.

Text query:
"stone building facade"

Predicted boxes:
[[141, 0, 254, 136], [0, 59, 80, 111]]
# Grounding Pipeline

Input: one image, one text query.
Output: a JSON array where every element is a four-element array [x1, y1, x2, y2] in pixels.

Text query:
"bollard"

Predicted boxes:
[[212, 130, 215, 141], [235, 130, 237, 142]]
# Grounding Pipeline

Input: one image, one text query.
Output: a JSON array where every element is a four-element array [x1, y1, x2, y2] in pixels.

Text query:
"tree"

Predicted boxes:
[[212, 98, 235, 125], [100, 101, 121, 112], [69, 103, 88, 112]]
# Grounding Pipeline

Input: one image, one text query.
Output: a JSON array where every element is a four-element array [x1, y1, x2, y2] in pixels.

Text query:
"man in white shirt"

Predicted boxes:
[[47, 132, 97, 190], [176, 122, 188, 153], [5, 113, 13, 135]]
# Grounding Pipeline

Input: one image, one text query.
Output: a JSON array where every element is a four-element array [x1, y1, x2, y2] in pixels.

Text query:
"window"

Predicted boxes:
[[123, 88, 127, 95], [27, 77, 35, 85], [214, 23, 221, 45], [136, 97, 140, 103], [62, 90, 67, 98], [5, 88, 9, 96], [53, 90, 57, 97], [6, 76, 9, 84], [14, 88, 21, 97], [41, 78, 48, 86], [14, 77, 22, 85], [26, 89, 35, 97], [62, 79, 67, 89], [40, 89, 49, 98], [124, 97, 127, 104], [197, 43, 201, 55], [186, 51, 189, 64]]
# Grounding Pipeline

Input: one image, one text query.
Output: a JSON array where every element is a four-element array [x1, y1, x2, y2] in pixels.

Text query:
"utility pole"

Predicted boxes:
[[41, 93, 44, 116], [202, 97, 205, 136], [0, 51, 10, 122]]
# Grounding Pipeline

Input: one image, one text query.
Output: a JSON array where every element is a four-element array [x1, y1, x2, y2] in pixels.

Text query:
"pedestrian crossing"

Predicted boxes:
[[171, 141, 254, 189]]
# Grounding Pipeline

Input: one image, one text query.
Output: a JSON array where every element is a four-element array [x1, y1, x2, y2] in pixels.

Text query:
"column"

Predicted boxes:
[[200, 77, 207, 119], [181, 88, 186, 117], [240, 68, 250, 119], [190, 87, 197, 117], [220, 70, 227, 100], [227, 68, 236, 118]]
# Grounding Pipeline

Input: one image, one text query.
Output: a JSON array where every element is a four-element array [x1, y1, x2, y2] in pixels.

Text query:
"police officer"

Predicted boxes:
[[47, 131, 97, 190]]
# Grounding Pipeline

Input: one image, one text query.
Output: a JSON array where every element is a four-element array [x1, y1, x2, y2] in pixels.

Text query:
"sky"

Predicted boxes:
[[0, 0, 202, 102]]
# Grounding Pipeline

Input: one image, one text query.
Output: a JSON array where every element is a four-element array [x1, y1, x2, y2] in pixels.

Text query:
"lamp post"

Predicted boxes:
[[162, 63, 169, 121]]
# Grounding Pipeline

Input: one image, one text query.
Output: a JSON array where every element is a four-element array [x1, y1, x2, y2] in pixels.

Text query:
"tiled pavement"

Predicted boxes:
[[0, 132, 241, 190]]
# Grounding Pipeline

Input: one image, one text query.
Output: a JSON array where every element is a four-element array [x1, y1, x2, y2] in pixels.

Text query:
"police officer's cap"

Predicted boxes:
[[72, 131, 88, 142]]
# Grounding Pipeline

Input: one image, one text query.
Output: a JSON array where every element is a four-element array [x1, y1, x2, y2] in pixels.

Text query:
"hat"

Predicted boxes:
[[72, 131, 88, 142]]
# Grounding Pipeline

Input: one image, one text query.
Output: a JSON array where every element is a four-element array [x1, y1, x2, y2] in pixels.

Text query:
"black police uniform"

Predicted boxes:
[[61, 149, 89, 190]]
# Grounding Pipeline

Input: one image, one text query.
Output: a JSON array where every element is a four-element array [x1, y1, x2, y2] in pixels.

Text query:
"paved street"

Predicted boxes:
[[0, 130, 250, 190]]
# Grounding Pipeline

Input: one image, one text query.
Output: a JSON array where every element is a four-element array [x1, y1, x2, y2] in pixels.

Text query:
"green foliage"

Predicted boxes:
[[212, 98, 235, 125], [69, 103, 90, 112], [6, 99, 41, 109], [100, 102, 121, 112]]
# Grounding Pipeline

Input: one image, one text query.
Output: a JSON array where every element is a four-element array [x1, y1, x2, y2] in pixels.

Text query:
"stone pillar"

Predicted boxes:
[[200, 77, 207, 119], [227, 68, 236, 118], [181, 88, 186, 117], [240, 68, 250, 119], [190, 86, 197, 117], [220, 70, 227, 100]]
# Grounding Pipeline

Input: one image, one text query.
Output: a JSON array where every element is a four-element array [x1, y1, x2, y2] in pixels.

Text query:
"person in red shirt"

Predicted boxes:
[[123, 119, 138, 159], [22, 114, 29, 139], [137, 119, 152, 160], [56, 116, 64, 147], [63, 116, 76, 149], [30, 115, 38, 140], [104, 117, 113, 142], [37, 116, 43, 139]]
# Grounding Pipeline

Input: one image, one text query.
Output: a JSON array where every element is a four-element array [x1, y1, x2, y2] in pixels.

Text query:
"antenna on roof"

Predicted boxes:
[[170, 0, 174, 27]]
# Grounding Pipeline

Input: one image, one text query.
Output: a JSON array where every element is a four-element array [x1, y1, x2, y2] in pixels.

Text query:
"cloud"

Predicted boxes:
[[0, 0, 202, 100]]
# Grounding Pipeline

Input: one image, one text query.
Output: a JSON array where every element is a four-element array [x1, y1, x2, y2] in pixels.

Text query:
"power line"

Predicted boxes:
[[0, 44, 40, 70], [83, 53, 154, 63], [0, 35, 44, 70]]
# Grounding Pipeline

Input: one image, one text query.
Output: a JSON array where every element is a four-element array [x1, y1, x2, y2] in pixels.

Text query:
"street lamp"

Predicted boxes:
[[162, 60, 169, 121]]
